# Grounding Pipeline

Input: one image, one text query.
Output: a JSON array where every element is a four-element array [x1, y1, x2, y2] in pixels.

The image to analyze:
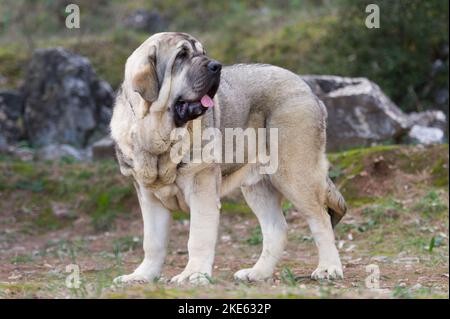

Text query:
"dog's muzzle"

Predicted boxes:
[[173, 61, 221, 127]]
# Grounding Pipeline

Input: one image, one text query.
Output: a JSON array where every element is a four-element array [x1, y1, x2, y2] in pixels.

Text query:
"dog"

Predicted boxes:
[[110, 32, 347, 284]]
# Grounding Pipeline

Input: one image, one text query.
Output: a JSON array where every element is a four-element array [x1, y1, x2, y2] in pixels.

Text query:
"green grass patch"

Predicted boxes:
[[414, 190, 448, 217], [246, 226, 263, 246]]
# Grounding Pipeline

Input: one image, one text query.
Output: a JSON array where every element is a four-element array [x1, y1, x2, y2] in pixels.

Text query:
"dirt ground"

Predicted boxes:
[[0, 144, 448, 298]]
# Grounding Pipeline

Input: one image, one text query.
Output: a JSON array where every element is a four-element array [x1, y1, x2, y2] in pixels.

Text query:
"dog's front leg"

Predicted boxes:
[[114, 181, 171, 284], [171, 167, 220, 285]]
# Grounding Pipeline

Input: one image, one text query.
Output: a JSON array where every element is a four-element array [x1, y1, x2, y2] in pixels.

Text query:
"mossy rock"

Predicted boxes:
[[329, 144, 449, 204]]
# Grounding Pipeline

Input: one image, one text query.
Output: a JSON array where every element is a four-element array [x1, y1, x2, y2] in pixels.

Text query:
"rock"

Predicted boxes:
[[0, 74, 7, 86], [302, 75, 410, 151], [123, 9, 166, 33], [0, 145, 34, 161], [22, 48, 114, 148], [407, 110, 447, 132], [90, 136, 115, 160], [51, 202, 76, 219], [0, 90, 25, 149], [371, 256, 390, 263], [434, 89, 449, 106], [408, 125, 444, 145], [35, 144, 85, 161]]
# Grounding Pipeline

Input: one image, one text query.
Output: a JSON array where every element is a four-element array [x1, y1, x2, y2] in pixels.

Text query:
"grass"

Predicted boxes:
[[246, 226, 263, 246], [113, 236, 142, 254], [414, 190, 448, 217], [0, 156, 135, 232], [280, 267, 298, 286], [0, 144, 448, 299], [1, 1, 446, 114]]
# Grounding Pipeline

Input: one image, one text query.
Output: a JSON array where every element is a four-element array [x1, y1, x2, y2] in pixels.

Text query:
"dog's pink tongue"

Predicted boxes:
[[200, 95, 214, 108]]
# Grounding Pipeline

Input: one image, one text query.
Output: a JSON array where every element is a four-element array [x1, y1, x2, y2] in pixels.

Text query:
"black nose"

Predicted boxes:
[[207, 60, 222, 74]]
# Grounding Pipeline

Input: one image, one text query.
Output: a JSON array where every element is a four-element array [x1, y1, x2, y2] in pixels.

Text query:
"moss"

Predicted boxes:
[[0, 157, 134, 233], [33, 207, 64, 231], [431, 156, 449, 188], [0, 282, 42, 298], [10, 253, 33, 264], [329, 145, 449, 204], [414, 190, 448, 217], [345, 197, 376, 208], [329, 145, 399, 178], [221, 201, 252, 214], [0, 44, 29, 89], [172, 210, 189, 220]]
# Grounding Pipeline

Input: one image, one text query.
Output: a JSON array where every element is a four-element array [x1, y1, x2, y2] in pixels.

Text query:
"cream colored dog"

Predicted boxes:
[[110, 32, 346, 285]]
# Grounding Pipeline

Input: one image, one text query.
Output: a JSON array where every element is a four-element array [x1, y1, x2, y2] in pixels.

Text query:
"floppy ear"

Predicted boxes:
[[132, 48, 159, 103]]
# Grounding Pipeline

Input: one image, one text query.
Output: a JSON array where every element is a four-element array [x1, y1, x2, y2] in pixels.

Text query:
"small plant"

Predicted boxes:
[[329, 165, 344, 180], [10, 253, 33, 264], [428, 236, 435, 253], [414, 190, 447, 216], [392, 285, 412, 299], [246, 226, 263, 245], [112, 236, 141, 254], [282, 201, 293, 213], [427, 235, 444, 253], [280, 267, 298, 286], [362, 199, 402, 222]]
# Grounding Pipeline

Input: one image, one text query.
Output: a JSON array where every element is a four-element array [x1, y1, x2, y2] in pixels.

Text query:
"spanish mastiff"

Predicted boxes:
[[110, 32, 347, 284]]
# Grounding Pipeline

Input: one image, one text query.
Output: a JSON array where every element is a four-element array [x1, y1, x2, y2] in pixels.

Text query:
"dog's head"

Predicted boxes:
[[128, 32, 221, 129]]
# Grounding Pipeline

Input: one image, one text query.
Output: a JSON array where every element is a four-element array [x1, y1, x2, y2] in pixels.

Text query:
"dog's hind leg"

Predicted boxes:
[[268, 96, 343, 280], [272, 171, 343, 280], [234, 179, 287, 282]]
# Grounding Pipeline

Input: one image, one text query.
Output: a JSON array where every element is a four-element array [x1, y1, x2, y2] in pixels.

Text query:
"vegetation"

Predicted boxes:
[[0, 0, 448, 299], [0, 144, 447, 298], [0, 0, 448, 113]]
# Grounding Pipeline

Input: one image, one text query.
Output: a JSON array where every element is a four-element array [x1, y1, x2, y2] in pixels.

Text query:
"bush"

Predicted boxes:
[[320, 0, 449, 113]]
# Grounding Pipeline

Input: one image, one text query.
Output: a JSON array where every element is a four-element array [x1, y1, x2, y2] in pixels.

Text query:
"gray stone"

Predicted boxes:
[[302, 75, 409, 151], [407, 110, 447, 132], [0, 90, 24, 149], [0, 145, 34, 161], [35, 144, 85, 161], [123, 9, 166, 33], [0, 74, 7, 86], [434, 89, 449, 106], [408, 125, 444, 145], [22, 48, 114, 148], [91, 136, 115, 160]]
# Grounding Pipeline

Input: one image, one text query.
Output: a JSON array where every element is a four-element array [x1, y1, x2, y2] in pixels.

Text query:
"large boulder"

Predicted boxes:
[[0, 90, 24, 149], [123, 9, 166, 33], [301, 75, 443, 151], [22, 48, 114, 148]]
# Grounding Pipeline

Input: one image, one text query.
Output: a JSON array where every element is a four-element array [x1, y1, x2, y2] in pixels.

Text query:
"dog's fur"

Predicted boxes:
[[110, 32, 347, 284]]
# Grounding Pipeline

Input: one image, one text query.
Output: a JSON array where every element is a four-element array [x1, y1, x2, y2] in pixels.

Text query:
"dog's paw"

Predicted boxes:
[[170, 271, 211, 285], [234, 268, 272, 282], [113, 272, 158, 285], [311, 264, 343, 280]]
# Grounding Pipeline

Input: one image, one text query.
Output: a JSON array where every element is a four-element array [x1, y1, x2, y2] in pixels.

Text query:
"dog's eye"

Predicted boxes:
[[176, 49, 189, 60]]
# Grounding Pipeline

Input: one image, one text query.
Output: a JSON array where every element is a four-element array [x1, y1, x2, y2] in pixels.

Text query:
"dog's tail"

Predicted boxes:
[[325, 176, 347, 228]]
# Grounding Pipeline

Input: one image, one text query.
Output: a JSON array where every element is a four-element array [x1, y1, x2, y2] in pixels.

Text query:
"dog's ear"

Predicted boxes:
[[132, 46, 159, 103]]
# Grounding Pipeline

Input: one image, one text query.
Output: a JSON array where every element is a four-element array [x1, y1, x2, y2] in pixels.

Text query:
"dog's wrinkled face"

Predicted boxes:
[[132, 32, 221, 128]]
